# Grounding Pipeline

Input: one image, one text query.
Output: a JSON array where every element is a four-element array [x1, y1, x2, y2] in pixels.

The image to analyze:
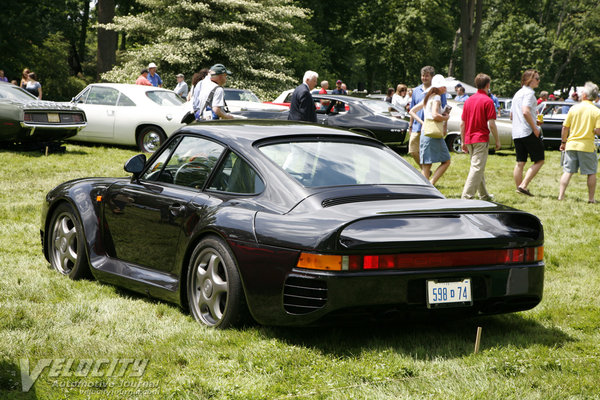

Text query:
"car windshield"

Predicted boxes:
[[360, 99, 401, 116], [146, 91, 185, 106], [259, 140, 424, 187], [0, 84, 37, 102], [225, 90, 260, 103]]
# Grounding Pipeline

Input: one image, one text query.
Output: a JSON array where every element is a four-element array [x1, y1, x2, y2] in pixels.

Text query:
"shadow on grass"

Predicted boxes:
[[0, 359, 38, 399], [258, 313, 572, 359]]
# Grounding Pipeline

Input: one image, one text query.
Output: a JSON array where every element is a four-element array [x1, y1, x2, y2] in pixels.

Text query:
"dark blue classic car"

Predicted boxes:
[[41, 121, 544, 328], [234, 94, 410, 149], [0, 81, 86, 145]]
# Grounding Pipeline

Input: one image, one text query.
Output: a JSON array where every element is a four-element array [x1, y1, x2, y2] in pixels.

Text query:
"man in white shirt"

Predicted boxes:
[[196, 64, 233, 120], [510, 69, 544, 196], [174, 73, 188, 99]]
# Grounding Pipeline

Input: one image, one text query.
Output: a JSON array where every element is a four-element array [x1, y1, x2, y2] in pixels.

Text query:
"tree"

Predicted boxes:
[[97, 0, 117, 78], [100, 0, 308, 98], [459, 0, 483, 84]]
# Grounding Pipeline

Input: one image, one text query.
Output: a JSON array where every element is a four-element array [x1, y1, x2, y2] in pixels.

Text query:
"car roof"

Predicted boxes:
[[85, 83, 177, 94], [176, 120, 378, 147]]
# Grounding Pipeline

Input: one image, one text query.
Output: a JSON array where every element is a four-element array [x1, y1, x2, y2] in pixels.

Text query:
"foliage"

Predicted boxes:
[[29, 33, 90, 101], [1, 144, 600, 398], [100, 0, 309, 99]]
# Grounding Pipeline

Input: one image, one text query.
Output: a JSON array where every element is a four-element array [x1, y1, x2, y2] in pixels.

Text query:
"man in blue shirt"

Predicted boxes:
[[147, 62, 163, 87], [455, 84, 469, 102], [409, 66, 447, 165]]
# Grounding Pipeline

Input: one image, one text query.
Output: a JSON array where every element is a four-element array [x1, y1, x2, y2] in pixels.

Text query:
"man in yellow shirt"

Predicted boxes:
[[558, 82, 600, 203]]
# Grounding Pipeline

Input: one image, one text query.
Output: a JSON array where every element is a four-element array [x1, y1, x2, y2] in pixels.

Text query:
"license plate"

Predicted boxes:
[[427, 279, 472, 308], [48, 113, 60, 123]]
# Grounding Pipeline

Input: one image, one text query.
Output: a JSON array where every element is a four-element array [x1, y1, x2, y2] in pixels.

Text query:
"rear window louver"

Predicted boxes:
[[322, 193, 440, 208]]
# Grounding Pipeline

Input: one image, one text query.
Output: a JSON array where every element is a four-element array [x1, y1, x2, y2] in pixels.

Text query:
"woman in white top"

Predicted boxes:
[[391, 84, 410, 116], [409, 74, 451, 185]]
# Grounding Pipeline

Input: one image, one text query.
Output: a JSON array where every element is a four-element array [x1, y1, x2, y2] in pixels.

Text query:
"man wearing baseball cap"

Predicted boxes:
[[174, 73, 188, 99], [332, 79, 347, 95], [147, 62, 162, 87], [195, 63, 233, 120]]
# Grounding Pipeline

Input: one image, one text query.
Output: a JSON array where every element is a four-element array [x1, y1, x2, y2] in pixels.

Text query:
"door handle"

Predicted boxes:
[[107, 110, 115, 116], [169, 203, 185, 216]]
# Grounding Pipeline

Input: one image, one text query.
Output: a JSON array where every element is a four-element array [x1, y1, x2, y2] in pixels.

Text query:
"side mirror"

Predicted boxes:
[[124, 154, 146, 181]]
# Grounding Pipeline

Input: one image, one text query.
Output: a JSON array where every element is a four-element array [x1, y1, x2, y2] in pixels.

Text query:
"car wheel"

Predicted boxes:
[[187, 236, 247, 329], [48, 202, 90, 280], [445, 134, 462, 153], [137, 126, 166, 153]]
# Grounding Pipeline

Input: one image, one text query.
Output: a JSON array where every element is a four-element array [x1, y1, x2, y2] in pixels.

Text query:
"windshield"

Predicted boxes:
[[259, 140, 424, 187], [225, 90, 260, 103], [146, 91, 185, 106], [360, 99, 404, 116], [0, 84, 37, 102]]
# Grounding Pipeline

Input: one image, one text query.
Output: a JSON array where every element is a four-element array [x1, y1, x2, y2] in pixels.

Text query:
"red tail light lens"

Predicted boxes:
[[296, 246, 544, 272]]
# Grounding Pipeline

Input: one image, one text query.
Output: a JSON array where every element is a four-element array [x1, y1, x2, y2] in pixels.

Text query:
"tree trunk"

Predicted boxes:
[[78, 0, 89, 65], [97, 0, 117, 79], [448, 28, 461, 78], [459, 0, 483, 84]]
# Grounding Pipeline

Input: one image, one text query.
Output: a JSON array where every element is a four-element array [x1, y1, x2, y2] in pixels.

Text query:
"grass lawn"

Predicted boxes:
[[1, 142, 599, 399]]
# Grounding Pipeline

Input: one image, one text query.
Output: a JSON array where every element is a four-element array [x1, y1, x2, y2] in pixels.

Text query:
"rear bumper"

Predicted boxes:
[[247, 262, 544, 326]]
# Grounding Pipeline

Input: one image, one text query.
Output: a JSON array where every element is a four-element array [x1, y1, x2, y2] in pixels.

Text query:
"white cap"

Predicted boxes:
[[148, 62, 157, 69], [429, 74, 446, 90]]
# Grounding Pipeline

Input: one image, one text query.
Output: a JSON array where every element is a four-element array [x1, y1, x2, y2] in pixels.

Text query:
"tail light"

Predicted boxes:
[[296, 246, 544, 272]]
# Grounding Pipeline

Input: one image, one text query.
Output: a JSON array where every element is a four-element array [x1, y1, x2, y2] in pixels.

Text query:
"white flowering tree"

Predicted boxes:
[[101, 0, 309, 98]]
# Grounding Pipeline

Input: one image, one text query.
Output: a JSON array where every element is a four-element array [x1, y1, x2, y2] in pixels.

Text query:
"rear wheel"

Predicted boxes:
[[48, 202, 90, 280], [187, 236, 248, 329], [445, 134, 462, 153], [137, 126, 166, 153]]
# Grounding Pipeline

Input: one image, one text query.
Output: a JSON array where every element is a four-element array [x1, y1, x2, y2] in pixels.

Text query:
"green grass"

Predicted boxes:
[[1, 143, 599, 399]]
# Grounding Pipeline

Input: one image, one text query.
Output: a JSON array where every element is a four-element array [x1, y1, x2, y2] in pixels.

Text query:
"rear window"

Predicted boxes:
[[259, 140, 424, 188], [146, 91, 185, 106]]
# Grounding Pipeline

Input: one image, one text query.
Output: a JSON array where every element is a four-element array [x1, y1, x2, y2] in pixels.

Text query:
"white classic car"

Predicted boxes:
[[445, 100, 514, 153], [69, 83, 188, 152]]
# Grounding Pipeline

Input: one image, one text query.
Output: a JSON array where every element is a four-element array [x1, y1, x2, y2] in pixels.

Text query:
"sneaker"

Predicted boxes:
[[516, 187, 534, 197], [480, 194, 495, 201]]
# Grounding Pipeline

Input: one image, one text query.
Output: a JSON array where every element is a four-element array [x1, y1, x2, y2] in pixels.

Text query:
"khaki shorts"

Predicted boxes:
[[409, 131, 421, 154]]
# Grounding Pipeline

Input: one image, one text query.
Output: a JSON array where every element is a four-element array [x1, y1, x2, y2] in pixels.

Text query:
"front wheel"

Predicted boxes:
[[187, 236, 248, 329], [137, 126, 166, 153], [48, 202, 90, 280], [445, 134, 462, 153]]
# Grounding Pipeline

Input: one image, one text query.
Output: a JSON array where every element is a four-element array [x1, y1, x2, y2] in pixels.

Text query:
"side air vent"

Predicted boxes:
[[283, 276, 327, 314], [322, 193, 440, 208]]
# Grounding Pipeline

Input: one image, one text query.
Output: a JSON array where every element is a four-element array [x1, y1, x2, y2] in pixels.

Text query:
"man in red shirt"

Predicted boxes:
[[135, 69, 152, 86], [460, 73, 501, 200]]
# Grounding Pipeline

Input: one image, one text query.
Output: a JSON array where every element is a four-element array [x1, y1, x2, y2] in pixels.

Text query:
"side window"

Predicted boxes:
[[74, 87, 90, 104], [141, 138, 180, 182], [86, 87, 119, 105], [117, 93, 136, 106], [143, 136, 225, 189], [209, 152, 264, 194]]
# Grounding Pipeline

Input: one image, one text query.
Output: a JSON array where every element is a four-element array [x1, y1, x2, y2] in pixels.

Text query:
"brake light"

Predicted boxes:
[[296, 246, 544, 271]]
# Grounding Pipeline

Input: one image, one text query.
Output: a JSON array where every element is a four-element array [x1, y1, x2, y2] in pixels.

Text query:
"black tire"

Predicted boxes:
[[137, 126, 166, 153], [445, 134, 462, 153], [186, 236, 248, 329], [48, 202, 91, 280]]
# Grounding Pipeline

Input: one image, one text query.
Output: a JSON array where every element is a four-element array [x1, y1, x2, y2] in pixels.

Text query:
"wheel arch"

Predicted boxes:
[[42, 198, 92, 267], [178, 229, 246, 310]]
